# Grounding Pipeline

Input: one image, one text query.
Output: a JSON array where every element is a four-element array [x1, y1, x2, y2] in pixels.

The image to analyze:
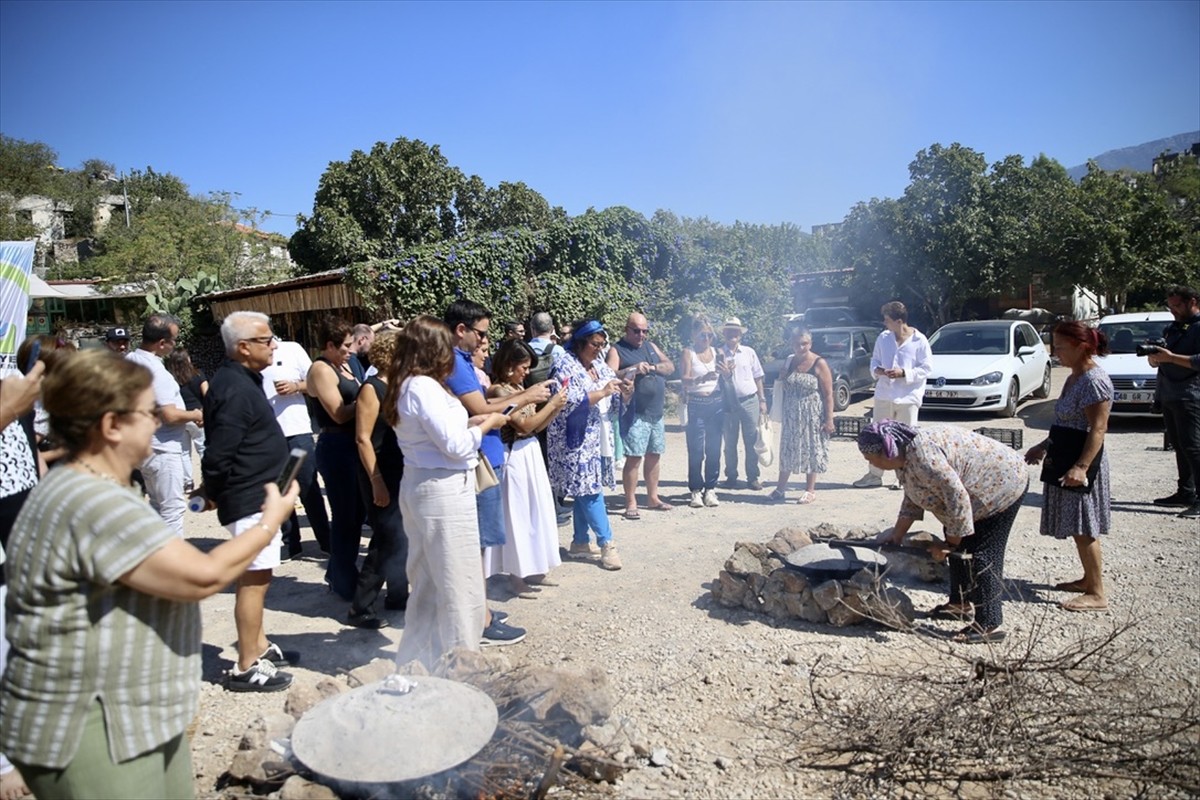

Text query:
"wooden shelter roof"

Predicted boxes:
[[198, 269, 365, 320]]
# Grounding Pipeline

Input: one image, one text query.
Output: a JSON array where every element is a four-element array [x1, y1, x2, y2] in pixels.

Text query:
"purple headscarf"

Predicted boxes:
[[857, 419, 919, 459]]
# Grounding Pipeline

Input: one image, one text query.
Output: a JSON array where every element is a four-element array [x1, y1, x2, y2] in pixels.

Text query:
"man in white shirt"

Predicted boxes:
[[125, 314, 202, 537], [718, 317, 767, 491], [854, 301, 934, 488], [262, 339, 331, 559]]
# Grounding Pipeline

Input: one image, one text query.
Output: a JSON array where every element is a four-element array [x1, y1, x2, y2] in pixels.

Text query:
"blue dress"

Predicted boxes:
[[1039, 366, 1112, 539]]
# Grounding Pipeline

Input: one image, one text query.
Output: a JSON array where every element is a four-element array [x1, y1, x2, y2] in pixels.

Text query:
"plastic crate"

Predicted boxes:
[[974, 427, 1023, 450], [834, 416, 864, 438]]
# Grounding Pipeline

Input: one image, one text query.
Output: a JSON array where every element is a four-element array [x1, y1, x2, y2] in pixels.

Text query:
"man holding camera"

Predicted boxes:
[[1149, 285, 1200, 520]]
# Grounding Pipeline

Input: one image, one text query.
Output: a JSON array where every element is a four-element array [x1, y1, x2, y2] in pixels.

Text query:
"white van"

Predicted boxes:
[[1095, 311, 1173, 416]]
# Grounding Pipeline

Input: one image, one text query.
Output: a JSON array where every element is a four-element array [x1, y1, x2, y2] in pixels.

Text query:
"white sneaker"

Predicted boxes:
[[852, 473, 883, 489], [689, 491, 704, 508], [703, 489, 720, 507]]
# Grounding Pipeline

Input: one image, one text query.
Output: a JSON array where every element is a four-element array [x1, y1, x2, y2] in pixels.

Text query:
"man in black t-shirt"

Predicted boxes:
[[1149, 285, 1200, 519], [607, 312, 675, 519]]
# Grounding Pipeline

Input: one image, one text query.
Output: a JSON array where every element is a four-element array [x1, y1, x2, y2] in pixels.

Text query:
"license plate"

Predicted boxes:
[[1114, 390, 1154, 404], [926, 389, 957, 399]]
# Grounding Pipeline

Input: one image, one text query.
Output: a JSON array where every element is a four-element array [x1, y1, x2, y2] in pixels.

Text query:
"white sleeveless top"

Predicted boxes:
[[687, 348, 718, 397]]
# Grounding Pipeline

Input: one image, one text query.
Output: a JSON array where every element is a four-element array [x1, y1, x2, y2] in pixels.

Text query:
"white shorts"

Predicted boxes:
[[225, 512, 282, 572]]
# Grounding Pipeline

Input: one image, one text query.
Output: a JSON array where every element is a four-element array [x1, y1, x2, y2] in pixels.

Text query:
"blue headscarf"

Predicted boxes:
[[569, 320, 605, 352], [857, 419, 918, 459]]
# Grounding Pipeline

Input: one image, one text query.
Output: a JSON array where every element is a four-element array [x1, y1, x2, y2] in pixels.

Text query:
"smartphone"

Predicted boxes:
[[24, 339, 41, 374], [501, 403, 518, 415], [276, 447, 308, 492]]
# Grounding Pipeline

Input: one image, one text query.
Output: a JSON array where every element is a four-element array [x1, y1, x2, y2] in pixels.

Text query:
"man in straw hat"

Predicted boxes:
[[717, 317, 767, 491]]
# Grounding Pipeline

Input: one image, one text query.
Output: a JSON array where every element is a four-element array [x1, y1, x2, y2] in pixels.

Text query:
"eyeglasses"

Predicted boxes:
[[242, 335, 278, 345], [627, 327, 649, 335], [468, 325, 489, 340], [122, 406, 162, 426], [585, 338, 607, 349]]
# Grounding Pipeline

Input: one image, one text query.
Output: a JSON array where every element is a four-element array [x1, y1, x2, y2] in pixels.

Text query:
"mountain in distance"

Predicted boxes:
[[1066, 130, 1200, 180]]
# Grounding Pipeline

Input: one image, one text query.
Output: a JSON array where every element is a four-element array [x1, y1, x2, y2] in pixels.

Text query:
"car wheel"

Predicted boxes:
[[1000, 380, 1019, 418], [1033, 365, 1051, 399], [833, 378, 851, 412]]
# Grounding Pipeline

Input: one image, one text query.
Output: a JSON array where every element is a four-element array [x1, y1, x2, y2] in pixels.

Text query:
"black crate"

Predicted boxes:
[[974, 427, 1023, 450], [834, 416, 864, 438]]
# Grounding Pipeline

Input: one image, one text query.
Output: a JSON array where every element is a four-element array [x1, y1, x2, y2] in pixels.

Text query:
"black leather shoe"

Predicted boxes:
[[347, 610, 389, 630], [1178, 504, 1200, 520], [384, 594, 408, 612], [1154, 492, 1196, 507]]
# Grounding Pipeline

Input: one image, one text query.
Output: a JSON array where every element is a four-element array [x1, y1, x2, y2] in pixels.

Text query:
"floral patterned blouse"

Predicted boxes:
[[545, 349, 621, 497], [896, 425, 1029, 538]]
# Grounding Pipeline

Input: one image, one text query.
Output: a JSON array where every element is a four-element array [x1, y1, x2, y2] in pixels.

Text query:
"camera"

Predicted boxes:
[[1136, 337, 1168, 357]]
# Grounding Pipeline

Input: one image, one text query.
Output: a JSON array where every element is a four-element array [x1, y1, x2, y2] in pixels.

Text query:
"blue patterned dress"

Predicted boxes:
[[546, 349, 619, 497], [1040, 366, 1113, 539]]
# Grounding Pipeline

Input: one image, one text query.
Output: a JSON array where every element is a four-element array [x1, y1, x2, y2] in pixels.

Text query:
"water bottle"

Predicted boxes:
[[188, 494, 208, 513]]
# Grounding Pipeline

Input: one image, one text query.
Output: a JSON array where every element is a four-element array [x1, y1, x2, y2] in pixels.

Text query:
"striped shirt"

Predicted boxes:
[[1, 467, 200, 768]]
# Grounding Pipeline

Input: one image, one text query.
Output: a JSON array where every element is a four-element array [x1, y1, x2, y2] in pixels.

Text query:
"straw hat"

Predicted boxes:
[[720, 317, 747, 333]]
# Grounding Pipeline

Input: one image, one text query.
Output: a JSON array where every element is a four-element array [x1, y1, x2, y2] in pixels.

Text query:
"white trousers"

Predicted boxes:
[[395, 466, 486, 671], [868, 398, 920, 478], [140, 449, 186, 538]]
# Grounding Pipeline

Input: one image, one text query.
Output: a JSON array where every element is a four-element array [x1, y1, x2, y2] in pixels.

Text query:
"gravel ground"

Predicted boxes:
[[185, 365, 1199, 798]]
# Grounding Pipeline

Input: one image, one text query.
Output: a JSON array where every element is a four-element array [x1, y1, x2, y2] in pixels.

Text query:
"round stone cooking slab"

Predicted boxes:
[[785, 542, 888, 579], [292, 675, 498, 784]]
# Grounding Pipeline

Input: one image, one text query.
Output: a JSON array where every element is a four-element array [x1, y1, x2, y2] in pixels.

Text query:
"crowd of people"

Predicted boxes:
[[1, 286, 1197, 798]]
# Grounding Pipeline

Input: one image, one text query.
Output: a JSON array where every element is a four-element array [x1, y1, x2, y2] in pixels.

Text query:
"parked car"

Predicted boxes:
[[923, 320, 1052, 417], [802, 306, 876, 329], [1094, 310, 1172, 416], [764, 326, 880, 412]]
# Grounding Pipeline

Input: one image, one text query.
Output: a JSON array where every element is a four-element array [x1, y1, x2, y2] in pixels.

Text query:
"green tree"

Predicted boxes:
[[0, 134, 58, 197]]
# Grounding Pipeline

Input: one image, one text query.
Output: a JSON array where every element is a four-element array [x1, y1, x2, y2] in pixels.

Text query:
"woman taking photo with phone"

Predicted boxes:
[[383, 316, 510, 670], [1, 350, 297, 799]]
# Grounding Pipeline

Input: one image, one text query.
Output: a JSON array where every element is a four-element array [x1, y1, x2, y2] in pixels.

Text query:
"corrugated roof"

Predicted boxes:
[[196, 268, 346, 302]]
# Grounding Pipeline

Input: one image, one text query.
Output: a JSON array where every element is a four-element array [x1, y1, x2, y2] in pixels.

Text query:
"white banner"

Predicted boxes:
[[0, 241, 36, 377]]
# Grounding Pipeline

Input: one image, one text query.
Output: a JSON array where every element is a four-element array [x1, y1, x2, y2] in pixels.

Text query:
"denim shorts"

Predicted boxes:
[[475, 464, 506, 548], [623, 414, 666, 456]]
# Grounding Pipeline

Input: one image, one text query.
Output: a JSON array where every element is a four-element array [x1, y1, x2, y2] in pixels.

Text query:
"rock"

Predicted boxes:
[[584, 714, 647, 755], [435, 647, 512, 685], [827, 593, 868, 627], [572, 741, 625, 783], [345, 657, 396, 688], [278, 775, 339, 800], [861, 585, 917, 630], [507, 665, 613, 745], [740, 573, 766, 611], [764, 535, 793, 557], [774, 568, 808, 594], [883, 547, 948, 583], [791, 588, 827, 623], [847, 568, 881, 590], [650, 747, 671, 767], [238, 712, 296, 751], [227, 747, 294, 785], [714, 570, 748, 607], [811, 580, 843, 612], [805, 522, 843, 542], [715, 755, 732, 771], [394, 659, 431, 677], [284, 677, 344, 720], [725, 545, 767, 577], [773, 526, 814, 552]]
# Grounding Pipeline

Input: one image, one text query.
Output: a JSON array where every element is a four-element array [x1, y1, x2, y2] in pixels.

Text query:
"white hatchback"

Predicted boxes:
[[1095, 311, 1172, 416], [923, 320, 1053, 417]]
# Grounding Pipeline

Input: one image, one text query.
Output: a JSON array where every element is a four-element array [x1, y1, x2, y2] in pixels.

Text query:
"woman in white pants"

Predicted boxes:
[[383, 316, 509, 671]]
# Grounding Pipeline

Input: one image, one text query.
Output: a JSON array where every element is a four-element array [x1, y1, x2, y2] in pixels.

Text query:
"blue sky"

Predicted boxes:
[[1, 1, 1197, 237]]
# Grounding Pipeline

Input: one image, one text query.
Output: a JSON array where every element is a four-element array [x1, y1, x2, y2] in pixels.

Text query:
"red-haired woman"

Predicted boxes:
[[1025, 321, 1113, 612]]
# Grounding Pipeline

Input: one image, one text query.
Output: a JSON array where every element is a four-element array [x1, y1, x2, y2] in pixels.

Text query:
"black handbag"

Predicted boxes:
[[1039, 424, 1101, 494]]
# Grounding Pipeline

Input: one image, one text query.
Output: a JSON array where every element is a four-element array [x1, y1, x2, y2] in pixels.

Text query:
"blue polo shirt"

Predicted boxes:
[[447, 347, 504, 468]]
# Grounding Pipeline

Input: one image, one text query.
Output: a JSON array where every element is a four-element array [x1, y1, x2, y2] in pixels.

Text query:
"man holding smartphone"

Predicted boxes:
[[202, 311, 296, 692]]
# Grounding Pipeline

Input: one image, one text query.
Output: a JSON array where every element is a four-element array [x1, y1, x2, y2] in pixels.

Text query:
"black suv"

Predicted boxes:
[[764, 326, 880, 412]]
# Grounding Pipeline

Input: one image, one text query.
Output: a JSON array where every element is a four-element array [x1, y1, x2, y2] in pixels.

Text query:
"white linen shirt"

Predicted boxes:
[[261, 341, 315, 438], [870, 328, 933, 405], [125, 348, 186, 452], [393, 375, 482, 470], [722, 344, 765, 398]]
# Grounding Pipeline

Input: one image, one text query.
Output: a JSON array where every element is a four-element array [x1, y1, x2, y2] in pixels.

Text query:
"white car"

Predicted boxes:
[[1095, 311, 1172, 416], [923, 320, 1052, 417]]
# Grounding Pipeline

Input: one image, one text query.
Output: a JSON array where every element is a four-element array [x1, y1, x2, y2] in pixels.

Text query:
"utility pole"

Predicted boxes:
[[121, 172, 130, 228]]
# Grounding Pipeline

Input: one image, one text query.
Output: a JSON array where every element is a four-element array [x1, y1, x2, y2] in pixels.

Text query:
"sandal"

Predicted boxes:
[[929, 603, 973, 621], [1053, 579, 1088, 593], [952, 626, 1006, 644], [797, 491, 816, 505], [646, 501, 674, 511], [1061, 596, 1108, 612], [767, 489, 787, 502], [622, 509, 641, 521]]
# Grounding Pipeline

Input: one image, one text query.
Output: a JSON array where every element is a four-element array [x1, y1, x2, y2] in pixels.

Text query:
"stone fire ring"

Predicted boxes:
[[292, 675, 499, 784]]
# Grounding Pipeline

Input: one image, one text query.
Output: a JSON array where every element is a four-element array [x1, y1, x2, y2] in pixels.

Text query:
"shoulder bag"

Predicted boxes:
[[1039, 424, 1101, 494], [474, 451, 499, 493]]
